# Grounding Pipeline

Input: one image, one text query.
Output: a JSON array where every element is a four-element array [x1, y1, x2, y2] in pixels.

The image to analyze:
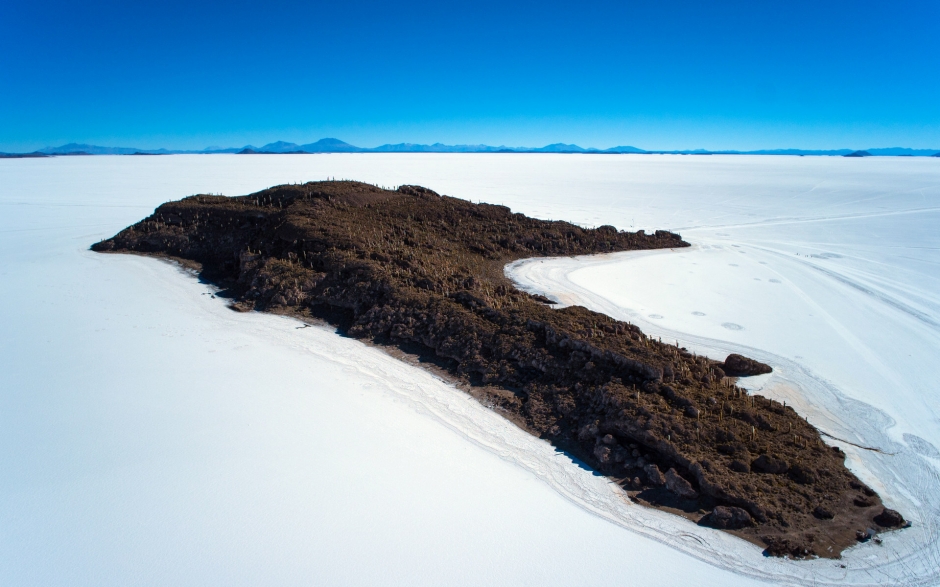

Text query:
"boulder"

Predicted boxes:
[[788, 464, 817, 485], [703, 506, 753, 529], [762, 536, 814, 558], [874, 508, 906, 528], [812, 506, 835, 520], [729, 460, 749, 473], [723, 354, 772, 376], [611, 446, 628, 463], [665, 468, 698, 499], [751, 454, 789, 474], [644, 463, 665, 485], [854, 495, 876, 508]]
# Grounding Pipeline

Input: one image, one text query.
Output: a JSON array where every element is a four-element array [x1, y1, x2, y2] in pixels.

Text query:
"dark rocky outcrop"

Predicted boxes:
[[92, 180, 904, 558], [751, 453, 789, 474], [788, 464, 817, 485], [854, 495, 876, 508], [873, 508, 906, 528], [723, 354, 772, 376], [702, 505, 753, 529], [813, 505, 835, 520], [762, 535, 816, 558]]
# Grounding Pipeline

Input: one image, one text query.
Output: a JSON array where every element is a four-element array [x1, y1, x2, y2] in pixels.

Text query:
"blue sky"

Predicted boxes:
[[1, 0, 937, 151]]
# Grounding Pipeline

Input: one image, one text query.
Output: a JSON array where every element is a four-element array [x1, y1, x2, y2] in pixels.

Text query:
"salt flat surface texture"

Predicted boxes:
[[1, 154, 937, 585]]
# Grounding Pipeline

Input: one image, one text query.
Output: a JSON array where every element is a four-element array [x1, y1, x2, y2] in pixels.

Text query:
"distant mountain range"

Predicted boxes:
[[2, 139, 939, 157], [227, 139, 648, 155]]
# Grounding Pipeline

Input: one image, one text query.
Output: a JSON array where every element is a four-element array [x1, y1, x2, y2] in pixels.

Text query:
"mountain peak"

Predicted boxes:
[[300, 138, 360, 152], [257, 141, 303, 153], [536, 143, 586, 152]]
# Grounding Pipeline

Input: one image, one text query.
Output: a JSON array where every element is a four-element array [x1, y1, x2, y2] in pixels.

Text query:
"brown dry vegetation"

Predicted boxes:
[[93, 180, 906, 558]]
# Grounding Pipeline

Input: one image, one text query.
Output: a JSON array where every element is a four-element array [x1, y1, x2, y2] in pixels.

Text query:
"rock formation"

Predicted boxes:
[[92, 180, 905, 558]]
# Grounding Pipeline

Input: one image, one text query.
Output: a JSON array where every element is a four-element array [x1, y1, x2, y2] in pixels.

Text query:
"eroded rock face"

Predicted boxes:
[[91, 180, 903, 558], [723, 354, 772, 376]]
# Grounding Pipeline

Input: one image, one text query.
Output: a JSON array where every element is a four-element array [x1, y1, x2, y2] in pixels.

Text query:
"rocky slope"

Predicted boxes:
[[93, 180, 907, 558]]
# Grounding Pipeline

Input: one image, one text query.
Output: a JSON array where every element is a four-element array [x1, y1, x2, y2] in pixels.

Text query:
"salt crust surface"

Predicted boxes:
[[2, 154, 938, 585]]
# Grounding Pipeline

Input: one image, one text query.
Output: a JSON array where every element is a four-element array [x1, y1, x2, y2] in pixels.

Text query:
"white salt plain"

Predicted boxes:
[[1, 154, 938, 585]]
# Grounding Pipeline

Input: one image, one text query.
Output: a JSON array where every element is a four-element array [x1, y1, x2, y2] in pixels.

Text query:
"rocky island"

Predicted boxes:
[[93, 180, 906, 558]]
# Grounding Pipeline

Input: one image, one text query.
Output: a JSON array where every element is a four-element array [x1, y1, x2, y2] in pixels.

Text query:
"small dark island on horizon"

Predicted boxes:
[[93, 180, 907, 558]]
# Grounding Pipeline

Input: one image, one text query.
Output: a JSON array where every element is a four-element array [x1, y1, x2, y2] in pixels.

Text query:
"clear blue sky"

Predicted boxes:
[[1, 0, 937, 152]]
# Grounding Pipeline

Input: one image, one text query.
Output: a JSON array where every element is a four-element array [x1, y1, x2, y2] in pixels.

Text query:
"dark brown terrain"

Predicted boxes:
[[93, 180, 907, 558]]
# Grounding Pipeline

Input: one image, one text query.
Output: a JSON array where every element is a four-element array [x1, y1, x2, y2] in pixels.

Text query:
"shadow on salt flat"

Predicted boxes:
[[552, 447, 606, 476]]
